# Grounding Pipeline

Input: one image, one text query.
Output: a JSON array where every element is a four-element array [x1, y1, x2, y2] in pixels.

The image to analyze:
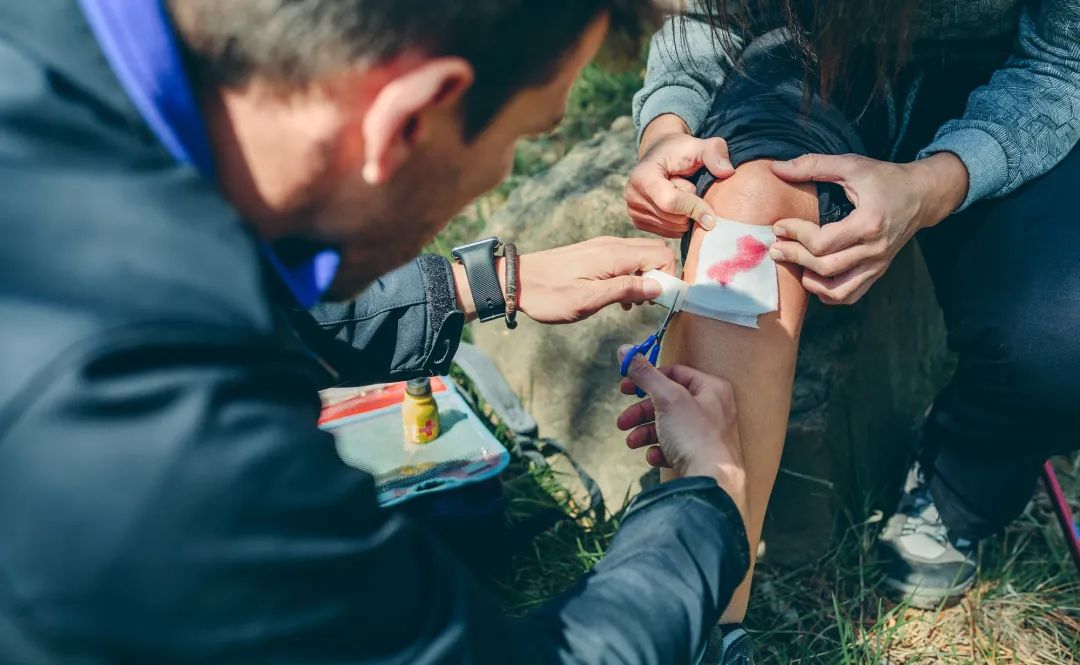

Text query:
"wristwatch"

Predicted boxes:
[[451, 237, 506, 322]]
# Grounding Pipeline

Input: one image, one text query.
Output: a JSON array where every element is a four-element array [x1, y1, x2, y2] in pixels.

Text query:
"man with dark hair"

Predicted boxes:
[[0, 0, 752, 663]]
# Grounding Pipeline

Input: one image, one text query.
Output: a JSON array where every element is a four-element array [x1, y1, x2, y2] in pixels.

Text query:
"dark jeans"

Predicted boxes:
[[694, 30, 1080, 540]]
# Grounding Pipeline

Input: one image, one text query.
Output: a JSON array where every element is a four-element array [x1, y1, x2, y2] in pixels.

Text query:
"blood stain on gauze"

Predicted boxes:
[[681, 217, 779, 329], [707, 235, 769, 286]]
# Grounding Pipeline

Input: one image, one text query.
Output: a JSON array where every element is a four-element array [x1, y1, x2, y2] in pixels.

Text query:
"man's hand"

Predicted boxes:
[[452, 236, 677, 324], [768, 152, 969, 305], [625, 114, 735, 238], [616, 348, 747, 517]]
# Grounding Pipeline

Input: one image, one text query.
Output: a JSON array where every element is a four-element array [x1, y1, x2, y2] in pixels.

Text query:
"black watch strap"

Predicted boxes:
[[452, 237, 506, 322]]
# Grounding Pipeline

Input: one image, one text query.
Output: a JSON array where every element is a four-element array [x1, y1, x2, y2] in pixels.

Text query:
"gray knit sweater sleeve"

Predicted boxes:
[[631, 13, 743, 142], [635, 2, 1080, 212], [919, 0, 1080, 211]]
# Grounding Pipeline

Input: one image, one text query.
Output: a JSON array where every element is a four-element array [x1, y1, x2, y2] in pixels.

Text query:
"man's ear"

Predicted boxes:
[[361, 57, 474, 185]]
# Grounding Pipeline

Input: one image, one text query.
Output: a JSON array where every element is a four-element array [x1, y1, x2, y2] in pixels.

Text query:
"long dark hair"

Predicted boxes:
[[697, 0, 920, 102]]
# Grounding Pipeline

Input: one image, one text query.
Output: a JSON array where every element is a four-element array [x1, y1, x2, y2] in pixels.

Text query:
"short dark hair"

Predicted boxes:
[[168, 0, 653, 137]]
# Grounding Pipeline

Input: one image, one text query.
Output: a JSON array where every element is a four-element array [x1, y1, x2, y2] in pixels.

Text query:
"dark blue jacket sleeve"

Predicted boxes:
[[310, 254, 464, 383], [524, 477, 750, 664]]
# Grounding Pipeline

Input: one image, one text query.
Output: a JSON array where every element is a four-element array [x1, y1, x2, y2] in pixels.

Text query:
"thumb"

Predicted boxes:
[[618, 345, 681, 403], [700, 137, 735, 178], [771, 153, 855, 184], [603, 275, 663, 305]]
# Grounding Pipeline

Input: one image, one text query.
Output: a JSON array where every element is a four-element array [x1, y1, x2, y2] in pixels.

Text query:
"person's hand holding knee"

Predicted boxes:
[[616, 348, 748, 518], [769, 152, 968, 304], [625, 114, 735, 238]]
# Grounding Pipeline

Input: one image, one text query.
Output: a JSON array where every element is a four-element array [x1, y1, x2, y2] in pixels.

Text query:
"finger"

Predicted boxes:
[[665, 170, 735, 230], [605, 242, 679, 278], [628, 215, 687, 239], [657, 137, 733, 178], [618, 358, 716, 397], [800, 270, 832, 303], [626, 204, 690, 238], [769, 240, 875, 277], [771, 153, 860, 184], [845, 276, 877, 305], [619, 350, 684, 404], [699, 137, 735, 179], [593, 235, 680, 249], [626, 361, 715, 397], [641, 174, 715, 222], [604, 275, 665, 305], [616, 398, 656, 430], [652, 363, 717, 397], [802, 262, 881, 305], [626, 423, 658, 450], [628, 199, 693, 233], [643, 226, 685, 240], [773, 217, 864, 256], [627, 164, 706, 222], [644, 183, 700, 220], [630, 175, 714, 232], [646, 445, 672, 468], [670, 178, 697, 193], [667, 180, 715, 231]]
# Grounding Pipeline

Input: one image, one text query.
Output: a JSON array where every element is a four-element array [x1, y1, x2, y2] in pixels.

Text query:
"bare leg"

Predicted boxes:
[[661, 160, 819, 622]]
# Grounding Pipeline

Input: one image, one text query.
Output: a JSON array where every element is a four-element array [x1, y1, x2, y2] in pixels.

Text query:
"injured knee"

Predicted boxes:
[[701, 159, 819, 227], [647, 216, 779, 328], [646, 162, 819, 328]]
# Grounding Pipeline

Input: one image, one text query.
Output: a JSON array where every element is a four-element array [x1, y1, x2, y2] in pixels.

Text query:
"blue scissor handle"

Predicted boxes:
[[620, 334, 660, 398]]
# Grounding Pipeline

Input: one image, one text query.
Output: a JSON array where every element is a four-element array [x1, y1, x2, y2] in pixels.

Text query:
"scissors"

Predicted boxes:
[[620, 296, 682, 398]]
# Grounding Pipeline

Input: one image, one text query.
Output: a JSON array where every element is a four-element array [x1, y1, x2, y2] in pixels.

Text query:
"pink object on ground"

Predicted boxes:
[[1042, 460, 1080, 575]]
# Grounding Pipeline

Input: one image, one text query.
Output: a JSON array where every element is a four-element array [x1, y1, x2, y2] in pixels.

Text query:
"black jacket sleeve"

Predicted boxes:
[[523, 478, 750, 664], [0, 326, 749, 665], [309, 254, 464, 383]]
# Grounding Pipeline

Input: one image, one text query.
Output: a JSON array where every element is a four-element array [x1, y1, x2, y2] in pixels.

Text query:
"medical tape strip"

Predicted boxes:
[[643, 269, 689, 312], [644, 216, 778, 329]]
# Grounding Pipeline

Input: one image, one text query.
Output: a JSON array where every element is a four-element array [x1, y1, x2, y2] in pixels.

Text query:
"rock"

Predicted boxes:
[[472, 116, 951, 565], [474, 116, 668, 506], [764, 243, 952, 565]]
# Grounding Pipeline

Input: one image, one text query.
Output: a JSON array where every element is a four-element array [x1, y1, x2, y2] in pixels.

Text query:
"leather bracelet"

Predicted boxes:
[[503, 242, 519, 329]]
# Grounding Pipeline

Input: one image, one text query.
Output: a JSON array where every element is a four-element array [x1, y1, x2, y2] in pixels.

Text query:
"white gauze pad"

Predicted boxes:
[[643, 216, 778, 329]]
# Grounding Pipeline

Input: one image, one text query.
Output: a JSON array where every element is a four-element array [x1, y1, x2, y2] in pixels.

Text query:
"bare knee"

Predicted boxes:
[[702, 159, 818, 226]]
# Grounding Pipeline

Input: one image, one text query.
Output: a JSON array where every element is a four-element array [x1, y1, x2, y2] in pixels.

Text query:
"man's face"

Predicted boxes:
[[321, 14, 609, 298]]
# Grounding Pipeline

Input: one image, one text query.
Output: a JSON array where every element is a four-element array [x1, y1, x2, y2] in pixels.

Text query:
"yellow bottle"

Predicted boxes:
[[402, 377, 440, 444]]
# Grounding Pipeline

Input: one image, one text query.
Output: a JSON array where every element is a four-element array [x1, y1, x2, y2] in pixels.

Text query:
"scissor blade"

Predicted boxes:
[[654, 301, 679, 341]]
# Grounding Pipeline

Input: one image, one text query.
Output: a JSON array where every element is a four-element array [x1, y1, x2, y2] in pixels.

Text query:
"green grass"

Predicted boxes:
[[492, 458, 621, 615], [744, 473, 1080, 664]]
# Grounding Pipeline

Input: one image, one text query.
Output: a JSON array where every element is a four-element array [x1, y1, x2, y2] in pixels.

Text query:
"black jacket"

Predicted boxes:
[[0, 2, 750, 663]]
